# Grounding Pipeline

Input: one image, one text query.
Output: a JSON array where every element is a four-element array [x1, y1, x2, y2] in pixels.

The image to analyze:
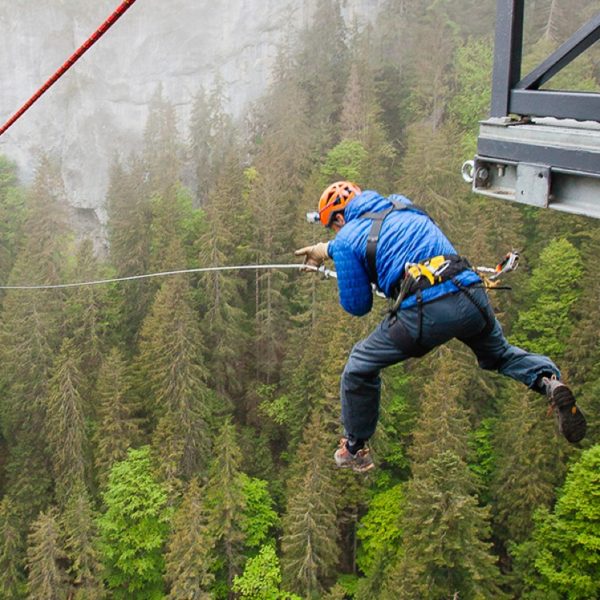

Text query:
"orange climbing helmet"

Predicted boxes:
[[318, 181, 362, 227]]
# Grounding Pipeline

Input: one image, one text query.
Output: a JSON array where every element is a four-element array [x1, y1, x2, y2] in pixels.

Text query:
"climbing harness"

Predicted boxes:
[[360, 197, 430, 289], [0, 0, 138, 137]]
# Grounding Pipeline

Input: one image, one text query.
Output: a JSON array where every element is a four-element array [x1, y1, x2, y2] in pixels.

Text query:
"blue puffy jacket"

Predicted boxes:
[[327, 190, 480, 316]]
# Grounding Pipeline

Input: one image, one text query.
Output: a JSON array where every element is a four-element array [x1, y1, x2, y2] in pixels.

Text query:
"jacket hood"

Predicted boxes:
[[344, 190, 410, 222]]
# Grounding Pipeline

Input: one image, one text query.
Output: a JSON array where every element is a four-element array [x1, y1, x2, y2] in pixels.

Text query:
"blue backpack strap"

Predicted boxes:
[[361, 199, 430, 288]]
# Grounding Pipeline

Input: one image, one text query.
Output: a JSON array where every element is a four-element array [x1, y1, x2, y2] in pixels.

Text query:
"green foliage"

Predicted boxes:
[[468, 417, 496, 501], [320, 140, 368, 182], [491, 387, 562, 544], [512, 445, 600, 599], [26, 508, 68, 600], [281, 412, 339, 599], [233, 543, 301, 600], [94, 347, 140, 487], [356, 483, 404, 575], [46, 338, 87, 505], [165, 477, 215, 599], [512, 238, 584, 356], [1, 2, 599, 598], [447, 37, 493, 155], [205, 419, 247, 595], [240, 474, 279, 550], [0, 498, 25, 599], [98, 447, 170, 599], [62, 483, 104, 599]]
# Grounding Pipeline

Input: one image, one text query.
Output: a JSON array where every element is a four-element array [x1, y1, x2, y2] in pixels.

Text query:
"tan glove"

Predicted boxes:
[[295, 242, 330, 270]]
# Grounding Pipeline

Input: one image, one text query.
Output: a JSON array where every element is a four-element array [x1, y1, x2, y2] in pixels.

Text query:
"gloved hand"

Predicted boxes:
[[295, 242, 330, 270]]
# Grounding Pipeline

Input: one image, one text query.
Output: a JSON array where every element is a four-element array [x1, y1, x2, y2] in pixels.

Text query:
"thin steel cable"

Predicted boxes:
[[0, 263, 330, 290], [0, 0, 138, 137]]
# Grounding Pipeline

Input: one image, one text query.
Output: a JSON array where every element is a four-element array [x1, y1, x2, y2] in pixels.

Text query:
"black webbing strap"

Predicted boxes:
[[361, 199, 430, 288], [452, 277, 494, 336]]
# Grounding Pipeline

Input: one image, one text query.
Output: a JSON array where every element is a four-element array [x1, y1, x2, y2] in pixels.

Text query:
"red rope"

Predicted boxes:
[[0, 0, 138, 137]]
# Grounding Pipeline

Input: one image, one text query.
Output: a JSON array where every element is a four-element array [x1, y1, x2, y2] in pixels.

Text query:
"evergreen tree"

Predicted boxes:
[[512, 444, 600, 599], [383, 348, 504, 599], [62, 481, 104, 599], [105, 156, 153, 345], [281, 411, 339, 599], [94, 347, 141, 487], [165, 477, 215, 600], [189, 85, 212, 205], [26, 508, 68, 600], [98, 447, 170, 600], [205, 418, 247, 597], [0, 155, 25, 285], [143, 85, 182, 198], [512, 238, 583, 357], [0, 154, 69, 526], [189, 76, 236, 206], [0, 497, 25, 599], [136, 239, 213, 489], [491, 384, 565, 545], [296, 0, 349, 139], [197, 150, 249, 402], [46, 337, 87, 506], [65, 238, 107, 406]]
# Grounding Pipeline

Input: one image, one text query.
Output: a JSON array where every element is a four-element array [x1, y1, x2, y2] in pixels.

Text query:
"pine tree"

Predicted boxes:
[[189, 76, 236, 206], [491, 384, 565, 545], [512, 238, 583, 357], [65, 238, 107, 407], [26, 508, 68, 600], [98, 447, 170, 600], [383, 348, 504, 599], [296, 0, 349, 138], [205, 418, 247, 597], [143, 85, 182, 198], [0, 497, 25, 599], [512, 444, 600, 599], [189, 85, 212, 205], [136, 239, 213, 488], [0, 154, 25, 284], [197, 150, 249, 402], [62, 482, 104, 599], [281, 411, 339, 599], [105, 156, 153, 345], [165, 477, 215, 599], [46, 338, 87, 506], [0, 154, 70, 525], [94, 347, 141, 487]]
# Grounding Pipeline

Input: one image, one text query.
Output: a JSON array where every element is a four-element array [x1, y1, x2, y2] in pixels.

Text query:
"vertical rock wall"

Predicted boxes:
[[0, 0, 382, 216]]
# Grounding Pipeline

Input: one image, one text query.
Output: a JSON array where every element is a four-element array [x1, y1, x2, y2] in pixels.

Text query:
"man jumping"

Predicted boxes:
[[296, 182, 587, 473]]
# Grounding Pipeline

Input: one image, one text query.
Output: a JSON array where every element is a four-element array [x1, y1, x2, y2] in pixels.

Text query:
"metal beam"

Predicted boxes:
[[510, 89, 600, 121], [477, 138, 600, 175], [516, 12, 600, 91], [490, 0, 525, 117]]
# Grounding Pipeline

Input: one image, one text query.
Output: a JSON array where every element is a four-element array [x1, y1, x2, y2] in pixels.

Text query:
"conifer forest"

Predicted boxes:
[[1, 1, 600, 598]]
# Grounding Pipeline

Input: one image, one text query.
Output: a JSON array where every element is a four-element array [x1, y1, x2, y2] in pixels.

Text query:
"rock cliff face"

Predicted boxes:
[[0, 0, 382, 217]]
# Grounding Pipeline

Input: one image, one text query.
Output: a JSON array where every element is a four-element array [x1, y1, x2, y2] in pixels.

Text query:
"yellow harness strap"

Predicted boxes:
[[406, 255, 450, 285]]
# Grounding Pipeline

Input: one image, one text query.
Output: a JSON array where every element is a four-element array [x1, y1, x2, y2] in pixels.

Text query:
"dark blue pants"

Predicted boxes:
[[340, 286, 560, 442]]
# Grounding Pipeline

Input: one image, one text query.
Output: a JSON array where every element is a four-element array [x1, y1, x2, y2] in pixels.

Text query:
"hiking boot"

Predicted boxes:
[[542, 376, 587, 443], [334, 438, 375, 473]]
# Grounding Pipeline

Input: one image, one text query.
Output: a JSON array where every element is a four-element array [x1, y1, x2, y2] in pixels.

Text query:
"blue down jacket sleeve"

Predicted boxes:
[[328, 234, 373, 316]]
